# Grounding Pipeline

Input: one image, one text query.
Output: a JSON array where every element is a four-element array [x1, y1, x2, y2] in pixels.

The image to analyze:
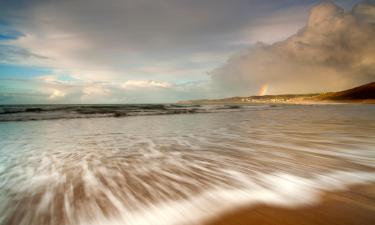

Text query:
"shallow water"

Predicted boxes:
[[0, 104, 374, 225]]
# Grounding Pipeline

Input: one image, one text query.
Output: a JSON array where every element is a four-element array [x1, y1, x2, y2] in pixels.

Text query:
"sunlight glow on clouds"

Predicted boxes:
[[48, 89, 66, 99]]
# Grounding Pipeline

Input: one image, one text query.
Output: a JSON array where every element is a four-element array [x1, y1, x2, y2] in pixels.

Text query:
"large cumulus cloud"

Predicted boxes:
[[211, 1, 375, 97]]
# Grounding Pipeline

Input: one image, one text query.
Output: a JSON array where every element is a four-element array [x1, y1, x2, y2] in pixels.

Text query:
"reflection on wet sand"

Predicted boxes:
[[0, 105, 374, 225]]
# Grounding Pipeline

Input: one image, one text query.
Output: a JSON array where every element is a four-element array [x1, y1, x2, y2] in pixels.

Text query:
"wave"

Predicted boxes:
[[0, 104, 275, 122]]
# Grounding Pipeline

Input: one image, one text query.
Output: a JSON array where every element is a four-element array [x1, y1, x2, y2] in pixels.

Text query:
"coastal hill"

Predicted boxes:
[[315, 82, 375, 101], [179, 82, 375, 104]]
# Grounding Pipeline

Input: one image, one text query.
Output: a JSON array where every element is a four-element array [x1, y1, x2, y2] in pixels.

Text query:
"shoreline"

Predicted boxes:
[[178, 99, 375, 105], [204, 183, 375, 225], [5, 103, 374, 123], [178, 82, 375, 105]]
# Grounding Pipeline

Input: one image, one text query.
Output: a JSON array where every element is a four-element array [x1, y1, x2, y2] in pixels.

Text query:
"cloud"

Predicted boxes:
[[0, 45, 48, 64], [81, 86, 113, 101], [0, 75, 206, 104], [122, 80, 173, 89], [48, 89, 66, 99], [1, 0, 373, 103], [211, 1, 375, 97], [0, 0, 314, 83]]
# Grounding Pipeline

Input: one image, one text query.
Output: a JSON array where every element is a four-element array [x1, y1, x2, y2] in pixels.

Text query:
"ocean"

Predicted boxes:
[[0, 104, 374, 225]]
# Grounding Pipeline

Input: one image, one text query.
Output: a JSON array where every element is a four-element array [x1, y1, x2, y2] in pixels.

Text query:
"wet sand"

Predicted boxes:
[[205, 184, 375, 225]]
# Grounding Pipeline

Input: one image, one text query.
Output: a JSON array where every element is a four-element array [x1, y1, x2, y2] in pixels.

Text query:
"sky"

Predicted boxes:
[[0, 0, 374, 104]]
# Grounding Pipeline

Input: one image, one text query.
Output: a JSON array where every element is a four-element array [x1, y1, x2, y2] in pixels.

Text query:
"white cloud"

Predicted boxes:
[[48, 89, 66, 99], [122, 80, 173, 89], [81, 86, 112, 101]]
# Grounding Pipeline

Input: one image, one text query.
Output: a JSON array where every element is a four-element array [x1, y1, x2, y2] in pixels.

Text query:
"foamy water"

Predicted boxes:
[[0, 104, 374, 225]]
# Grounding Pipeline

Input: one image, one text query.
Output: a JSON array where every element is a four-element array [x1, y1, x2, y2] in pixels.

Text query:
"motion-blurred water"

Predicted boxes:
[[0, 104, 374, 225]]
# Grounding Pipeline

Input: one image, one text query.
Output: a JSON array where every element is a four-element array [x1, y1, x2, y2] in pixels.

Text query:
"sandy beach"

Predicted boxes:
[[205, 184, 375, 225], [1, 105, 374, 225]]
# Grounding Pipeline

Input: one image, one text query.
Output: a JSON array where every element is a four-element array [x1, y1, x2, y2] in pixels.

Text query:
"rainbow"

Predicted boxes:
[[258, 83, 268, 96]]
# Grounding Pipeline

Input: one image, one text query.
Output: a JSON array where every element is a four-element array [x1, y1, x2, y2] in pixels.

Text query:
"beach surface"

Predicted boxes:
[[0, 104, 374, 225], [206, 184, 375, 225]]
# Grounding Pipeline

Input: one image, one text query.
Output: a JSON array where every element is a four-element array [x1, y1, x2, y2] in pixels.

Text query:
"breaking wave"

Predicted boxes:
[[0, 104, 273, 122]]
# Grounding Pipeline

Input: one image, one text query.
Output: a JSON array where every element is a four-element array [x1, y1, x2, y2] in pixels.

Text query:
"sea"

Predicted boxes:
[[0, 104, 374, 225]]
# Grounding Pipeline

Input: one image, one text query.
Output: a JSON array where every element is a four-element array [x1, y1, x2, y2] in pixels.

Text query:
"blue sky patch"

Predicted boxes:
[[0, 21, 24, 41], [0, 64, 52, 78]]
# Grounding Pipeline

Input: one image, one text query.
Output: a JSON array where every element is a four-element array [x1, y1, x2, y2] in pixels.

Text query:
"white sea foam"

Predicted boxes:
[[78, 171, 375, 225]]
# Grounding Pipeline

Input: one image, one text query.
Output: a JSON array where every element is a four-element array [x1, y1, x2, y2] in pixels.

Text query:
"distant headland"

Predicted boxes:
[[179, 82, 375, 104]]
